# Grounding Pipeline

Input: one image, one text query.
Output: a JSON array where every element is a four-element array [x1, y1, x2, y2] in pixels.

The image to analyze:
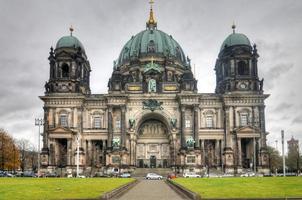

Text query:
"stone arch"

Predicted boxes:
[[134, 110, 172, 135]]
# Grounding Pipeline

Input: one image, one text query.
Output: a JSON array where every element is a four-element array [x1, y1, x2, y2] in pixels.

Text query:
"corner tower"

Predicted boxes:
[[215, 24, 262, 94], [45, 27, 91, 95]]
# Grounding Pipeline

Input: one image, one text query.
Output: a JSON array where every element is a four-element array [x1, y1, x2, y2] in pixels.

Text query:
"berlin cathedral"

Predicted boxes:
[[40, 2, 270, 175]]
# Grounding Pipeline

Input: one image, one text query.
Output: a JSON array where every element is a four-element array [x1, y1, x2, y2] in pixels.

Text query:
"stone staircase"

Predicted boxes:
[[132, 168, 174, 177]]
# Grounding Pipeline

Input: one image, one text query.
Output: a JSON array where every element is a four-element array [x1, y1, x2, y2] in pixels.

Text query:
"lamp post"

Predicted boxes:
[[76, 135, 80, 178], [35, 118, 43, 178], [281, 130, 285, 177]]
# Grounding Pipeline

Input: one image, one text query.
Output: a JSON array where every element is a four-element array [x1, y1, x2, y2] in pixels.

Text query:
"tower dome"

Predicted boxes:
[[55, 27, 85, 52], [220, 24, 251, 52]]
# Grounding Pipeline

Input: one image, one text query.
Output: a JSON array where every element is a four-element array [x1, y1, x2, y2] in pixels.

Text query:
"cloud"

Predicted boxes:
[[292, 116, 302, 125], [261, 63, 294, 90], [272, 102, 293, 113]]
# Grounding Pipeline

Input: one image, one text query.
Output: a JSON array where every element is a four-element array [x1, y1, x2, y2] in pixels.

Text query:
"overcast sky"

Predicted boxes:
[[0, 0, 301, 152]]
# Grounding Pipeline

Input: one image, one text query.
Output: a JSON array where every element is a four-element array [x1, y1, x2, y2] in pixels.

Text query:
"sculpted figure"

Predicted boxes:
[[148, 79, 156, 92]]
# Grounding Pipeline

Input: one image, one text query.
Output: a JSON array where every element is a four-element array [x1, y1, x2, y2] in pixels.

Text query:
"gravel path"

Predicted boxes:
[[117, 179, 188, 200]]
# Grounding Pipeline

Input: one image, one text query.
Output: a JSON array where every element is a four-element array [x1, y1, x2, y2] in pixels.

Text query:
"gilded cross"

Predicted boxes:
[[149, 0, 154, 6]]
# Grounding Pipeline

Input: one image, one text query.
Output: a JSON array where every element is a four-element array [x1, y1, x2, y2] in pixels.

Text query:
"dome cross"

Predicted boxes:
[[69, 25, 74, 36], [232, 21, 236, 34]]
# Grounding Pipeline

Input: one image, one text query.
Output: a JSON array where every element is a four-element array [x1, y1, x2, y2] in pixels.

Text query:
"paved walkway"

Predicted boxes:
[[117, 179, 188, 200]]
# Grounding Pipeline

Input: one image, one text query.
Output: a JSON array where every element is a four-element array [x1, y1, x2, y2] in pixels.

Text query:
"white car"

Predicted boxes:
[[240, 172, 255, 177], [145, 173, 163, 180], [183, 172, 201, 178]]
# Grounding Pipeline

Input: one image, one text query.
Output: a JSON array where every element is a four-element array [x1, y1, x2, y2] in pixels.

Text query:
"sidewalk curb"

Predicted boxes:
[[100, 179, 139, 200], [166, 179, 201, 200]]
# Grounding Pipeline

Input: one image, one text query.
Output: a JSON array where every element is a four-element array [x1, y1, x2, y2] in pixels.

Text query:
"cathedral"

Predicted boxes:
[[40, 3, 270, 175]]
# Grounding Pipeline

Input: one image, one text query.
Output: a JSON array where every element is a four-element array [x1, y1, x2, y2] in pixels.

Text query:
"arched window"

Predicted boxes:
[[223, 64, 229, 76], [203, 110, 215, 128], [240, 112, 249, 126], [238, 61, 249, 76], [147, 40, 156, 53], [60, 114, 68, 127], [61, 63, 69, 78], [206, 116, 214, 128], [94, 117, 101, 129]]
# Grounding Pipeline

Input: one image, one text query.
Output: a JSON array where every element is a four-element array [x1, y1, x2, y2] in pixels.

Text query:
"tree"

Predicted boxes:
[[267, 146, 282, 174], [286, 140, 300, 173], [17, 139, 35, 172], [0, 129, 20, 171]]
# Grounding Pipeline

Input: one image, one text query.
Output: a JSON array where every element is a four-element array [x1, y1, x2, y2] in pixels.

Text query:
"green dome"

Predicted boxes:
[[220, 33, 251, 52], [56, 35, 85, 51], [118, 29, 187, 66]]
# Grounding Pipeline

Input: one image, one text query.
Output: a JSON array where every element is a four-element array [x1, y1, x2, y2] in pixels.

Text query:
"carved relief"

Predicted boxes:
[[139, 120, 167, 136]]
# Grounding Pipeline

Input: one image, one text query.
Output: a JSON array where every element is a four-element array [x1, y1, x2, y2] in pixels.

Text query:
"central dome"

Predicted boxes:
[[117, 29, 187, 67]]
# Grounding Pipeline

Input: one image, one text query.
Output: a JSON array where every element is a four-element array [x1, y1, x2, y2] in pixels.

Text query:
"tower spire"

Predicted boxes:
[[232, 21, 236, 34], [146, 0, 157, 29]]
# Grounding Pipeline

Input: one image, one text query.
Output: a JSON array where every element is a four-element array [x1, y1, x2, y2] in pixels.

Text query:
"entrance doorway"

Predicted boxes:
[[150, 156, 156, 168]]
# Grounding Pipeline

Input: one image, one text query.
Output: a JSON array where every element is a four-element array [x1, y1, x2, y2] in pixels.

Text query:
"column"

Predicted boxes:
[[55, 109, 58, 127], [215, 140, 220, 166], [43, 107, 48, 149], [253, 137, 256, 171], [251, 106, 255, 126], [121, 106, 126, 149], [193, 105, 200, 148], [67, 139, 71, 165], [224, 106, 231, 147], [102, 140, 106, 165], [108, 106, 113, 148], [217, 108, 221, 128], [73, 108, 78, 128], [259, 105, 266, 147], [237, 138, 242, 166], [219, 140, 223, 168], [180, 105, 186, 148], [201, 140, 205, 166]]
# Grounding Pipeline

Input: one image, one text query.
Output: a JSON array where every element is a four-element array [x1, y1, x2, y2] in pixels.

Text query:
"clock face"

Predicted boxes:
[[239, 83, 247, 89]]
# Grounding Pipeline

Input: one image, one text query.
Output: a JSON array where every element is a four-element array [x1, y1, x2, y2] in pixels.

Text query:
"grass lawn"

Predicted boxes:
[[173, 177, 302, 199], [0, 177, 134, 200]]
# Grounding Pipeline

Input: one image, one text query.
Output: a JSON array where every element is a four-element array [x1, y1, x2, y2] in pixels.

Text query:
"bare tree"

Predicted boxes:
[[17, 139, 34, 172]]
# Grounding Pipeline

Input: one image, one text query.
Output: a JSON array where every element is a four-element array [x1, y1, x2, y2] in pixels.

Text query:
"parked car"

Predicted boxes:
[[167, 173, 177, 179], [183, 172, 201, 178], [78, 175, 86, 178], [45, 172, 59, 177], [222, 173, 234, 177], [0, 172, 14, 177], [206, 173, 222, 178], [146, 173, 163, 180], [120, 173, 131, 178], [23, 171, 36, 177], [240, 172, 255, 177]]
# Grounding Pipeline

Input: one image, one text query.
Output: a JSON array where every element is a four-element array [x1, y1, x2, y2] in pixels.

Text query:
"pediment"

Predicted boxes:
[[234, 125, 260, 134], [49, 126, 75, 134]]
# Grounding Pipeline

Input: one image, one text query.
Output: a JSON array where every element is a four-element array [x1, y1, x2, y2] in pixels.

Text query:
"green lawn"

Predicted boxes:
[[0, 177, 134, 200], [173, 177, 302, 199]]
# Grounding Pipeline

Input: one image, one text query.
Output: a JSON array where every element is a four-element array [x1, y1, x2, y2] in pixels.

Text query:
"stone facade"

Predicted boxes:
[[40, 9, 270, 175]]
